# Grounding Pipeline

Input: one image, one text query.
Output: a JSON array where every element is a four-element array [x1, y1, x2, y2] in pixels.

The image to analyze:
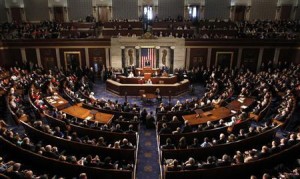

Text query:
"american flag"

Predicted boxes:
[[141, 48, 156, 68]]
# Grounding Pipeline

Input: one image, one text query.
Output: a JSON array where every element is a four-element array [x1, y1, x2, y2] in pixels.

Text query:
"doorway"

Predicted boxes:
[[98, 6, 109, 22], [10, 7, 22, 22], [64, 52, 81, 71], [234, 6, 246, 21], [43, 57, 56, 71], [53, 6, 64, 22], [190, 56, 205, 69], [216, 52, 233, 69], [188, 5, 199, 20], [280, 5, 292, 20], [92, 57, 103, 78]]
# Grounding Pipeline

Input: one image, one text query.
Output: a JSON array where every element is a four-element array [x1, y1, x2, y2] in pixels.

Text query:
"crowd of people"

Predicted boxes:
[[164, 131, 300, 171], [1, 19, 299, 40], [32, 120, 135, 149], [0, 63, 141, 178], [0, 20, 98, 40], [160, 122, 275, 149]]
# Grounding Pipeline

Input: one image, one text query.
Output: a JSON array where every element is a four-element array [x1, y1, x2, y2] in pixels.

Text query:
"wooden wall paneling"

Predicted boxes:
[[189, 48, 208, 69], [59, 48, 85, 70], [39, 48, 57, 71], [241, 48, 259, 72], [4, 49, 23, 67], [295, 50, 300, 65]]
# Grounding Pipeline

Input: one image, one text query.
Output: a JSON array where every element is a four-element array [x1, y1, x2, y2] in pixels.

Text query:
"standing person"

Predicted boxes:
[[145, 59, 151, 67], [146, 111, 155, 129], [89, 67, 95, 83], [101, 64, 106, 82], [140, 108, 148, 124]]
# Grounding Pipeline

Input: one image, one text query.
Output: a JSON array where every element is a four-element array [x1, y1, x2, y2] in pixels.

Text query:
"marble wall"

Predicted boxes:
[[110, 37, 185, 71]]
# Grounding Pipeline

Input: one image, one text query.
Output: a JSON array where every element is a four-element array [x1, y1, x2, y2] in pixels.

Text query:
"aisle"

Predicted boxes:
[[94, 81, 205, 179], [136, 125, 160, 179]]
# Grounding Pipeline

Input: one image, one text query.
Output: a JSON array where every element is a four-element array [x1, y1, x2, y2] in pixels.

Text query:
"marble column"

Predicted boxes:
[[256, 48, 264, 73], [170, 47, 175, 73], [121, 47, 125, 68], [186, 48, 190, 69], [135, 47, 140, 68], [21, 48, 27, 64], [237, 48, 243, 68], [207, 48, 212, 68], [105, 48, 110, 67], [156, 47, 160, 68], [55, 48, 61, 69], [85, 48, 90, 68], [36, 48, 42, 67], [273, 48, 280, 67]]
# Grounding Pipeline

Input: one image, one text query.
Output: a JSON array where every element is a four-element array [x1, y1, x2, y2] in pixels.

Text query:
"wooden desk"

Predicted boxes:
[[135, 68, 161, 75], [183, 107, 233, 125], [183, 98, 255, 126], [106, 79, 190, 96], [45, 94, 69, 110], [117, 75, 177, 84], [142, 93, 157, 102], [226, 97, 254, 111], [62, 104, 113, 124]]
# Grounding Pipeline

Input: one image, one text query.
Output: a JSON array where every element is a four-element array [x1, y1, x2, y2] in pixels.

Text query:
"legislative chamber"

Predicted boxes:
[[0, 0, 300, 179]]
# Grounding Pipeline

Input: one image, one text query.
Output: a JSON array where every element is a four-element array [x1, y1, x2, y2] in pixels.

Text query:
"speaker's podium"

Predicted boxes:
[[144, 73, 151, 80], [135, 68, 161, 76]]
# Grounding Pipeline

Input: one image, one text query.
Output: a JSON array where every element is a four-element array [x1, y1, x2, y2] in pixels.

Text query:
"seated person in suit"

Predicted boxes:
[[201, 156, 217, 169], [274, 110, 287, 121], [155, 88, 162, 102], [217, 154, 232, 167], [181, 121, 192, 133], [183, 157, 198, 170], [161, 138, 175, 149], [166, 159, 181, 171]]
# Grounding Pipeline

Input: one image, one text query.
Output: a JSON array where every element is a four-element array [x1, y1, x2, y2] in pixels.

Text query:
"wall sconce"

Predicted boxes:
[[135, 46, 140, 49], [170, 46, 175, 50], [120, 46, 125, 49], [155, 46, 160, 49]]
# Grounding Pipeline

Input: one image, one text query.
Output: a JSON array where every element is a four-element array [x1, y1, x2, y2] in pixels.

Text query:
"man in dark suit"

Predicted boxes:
[[159, 123, 172, 134], [145, 60, 151, 67], [181, 121, 193, 133], [161, 138, 175, 149]]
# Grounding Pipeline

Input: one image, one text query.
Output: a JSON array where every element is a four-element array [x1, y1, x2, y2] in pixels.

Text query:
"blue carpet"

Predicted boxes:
[[93, 81, 205, 179]]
